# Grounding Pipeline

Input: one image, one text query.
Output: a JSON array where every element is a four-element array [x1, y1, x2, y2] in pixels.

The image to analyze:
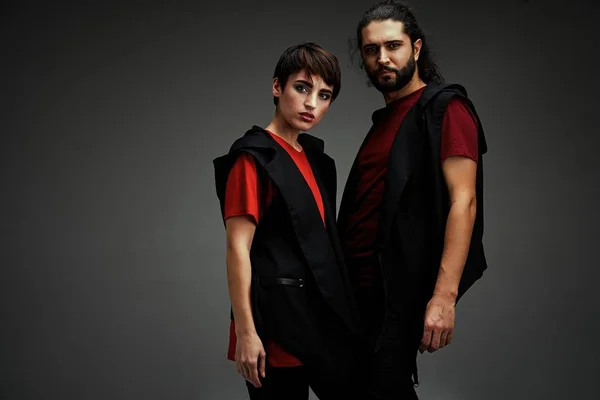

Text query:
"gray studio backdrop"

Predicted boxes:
[[2, 0, 599, 399]]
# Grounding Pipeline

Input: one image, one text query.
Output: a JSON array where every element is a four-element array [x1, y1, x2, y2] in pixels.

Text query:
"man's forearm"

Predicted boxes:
[[433, 196, 476, 301], [226, 246, 256, 335]]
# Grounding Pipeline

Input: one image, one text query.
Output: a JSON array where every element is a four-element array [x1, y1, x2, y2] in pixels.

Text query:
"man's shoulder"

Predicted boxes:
[[419, 83, 469, 108]]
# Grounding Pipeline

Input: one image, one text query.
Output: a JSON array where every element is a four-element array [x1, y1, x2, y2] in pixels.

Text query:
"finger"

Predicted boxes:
[[240, 362, 248, 381], [428, 328, 440, 352], [420, 328, 432, 353], [446, 330, 453, 345], [241, 361, 252, 383], [258, 351, 266, 379], [248, 359, 262, 388], [235, 361, 242, 375], [439, 330, 449, 348]]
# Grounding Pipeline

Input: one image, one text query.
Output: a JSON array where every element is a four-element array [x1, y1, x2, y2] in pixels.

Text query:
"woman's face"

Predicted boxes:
[[273, 69, 334, 131]]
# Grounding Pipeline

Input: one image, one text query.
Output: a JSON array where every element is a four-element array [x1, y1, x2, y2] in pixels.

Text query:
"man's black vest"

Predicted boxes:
[[338, 84, 489, 348], [213, 127, 360, 375]]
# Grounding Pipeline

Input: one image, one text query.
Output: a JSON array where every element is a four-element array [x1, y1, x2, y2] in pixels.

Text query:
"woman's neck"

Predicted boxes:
[[265, 114, 301, 151]]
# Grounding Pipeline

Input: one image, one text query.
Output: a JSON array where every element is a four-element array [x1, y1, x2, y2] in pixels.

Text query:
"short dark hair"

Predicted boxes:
[[351, 0, 444, 85], [272, 42, 342, 106]]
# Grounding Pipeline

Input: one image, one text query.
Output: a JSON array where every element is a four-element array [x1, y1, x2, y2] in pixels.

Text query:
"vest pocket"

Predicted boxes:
[[259, 277, 304, 287]]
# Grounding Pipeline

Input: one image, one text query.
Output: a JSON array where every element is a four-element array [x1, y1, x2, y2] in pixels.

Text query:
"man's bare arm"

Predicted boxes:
[[420, 155, 477, 353], [434, 155, 478, 301]]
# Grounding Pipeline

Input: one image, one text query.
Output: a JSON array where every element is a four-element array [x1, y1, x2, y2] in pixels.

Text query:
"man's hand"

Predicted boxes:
[[417, 154, 477, 354], [419, 293, 456, 353], [235, 330, 267, 388]]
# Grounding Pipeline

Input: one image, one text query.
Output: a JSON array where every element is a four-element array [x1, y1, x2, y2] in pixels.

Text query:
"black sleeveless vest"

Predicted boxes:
[[213, 127, 359, 376], [338, 84, 489, 351]]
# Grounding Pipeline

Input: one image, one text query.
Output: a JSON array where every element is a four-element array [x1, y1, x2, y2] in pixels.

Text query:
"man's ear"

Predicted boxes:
[[413, 38, 422, 61]]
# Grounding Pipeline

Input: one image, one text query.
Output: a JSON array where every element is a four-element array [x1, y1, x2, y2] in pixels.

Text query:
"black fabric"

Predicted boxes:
[[213, 127, 360, 382], [245, 365, 356, 400], [417, 85, 488, 303], [338, 83, 489, 387], [351, 256, 422, 400], [359, 311, 421, 400], [245, 367, 309, 400]]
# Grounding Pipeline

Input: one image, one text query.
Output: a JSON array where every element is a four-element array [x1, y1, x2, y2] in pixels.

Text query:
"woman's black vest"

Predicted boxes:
[[213, 127, 360, 376]]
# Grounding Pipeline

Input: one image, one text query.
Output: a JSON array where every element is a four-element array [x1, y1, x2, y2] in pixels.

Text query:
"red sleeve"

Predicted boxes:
[[224, 153, 262, 224], [440, 97, 479, 164]]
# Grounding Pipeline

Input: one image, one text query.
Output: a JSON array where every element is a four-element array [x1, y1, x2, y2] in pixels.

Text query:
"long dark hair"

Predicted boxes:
[[349, 0, 444, 85]]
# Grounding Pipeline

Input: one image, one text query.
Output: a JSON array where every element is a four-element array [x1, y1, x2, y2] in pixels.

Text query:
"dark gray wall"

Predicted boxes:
[[2, 0, 598, 398]]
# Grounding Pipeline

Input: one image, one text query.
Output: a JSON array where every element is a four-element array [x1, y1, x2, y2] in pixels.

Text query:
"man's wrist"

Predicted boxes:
[[432, 280, 459, 303], [433, 264, 460, 303], [432, 289, 458, 303]]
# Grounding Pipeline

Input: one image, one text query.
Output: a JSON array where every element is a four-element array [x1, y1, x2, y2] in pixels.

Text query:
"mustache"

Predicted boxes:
[[376, 66, 399, 73]]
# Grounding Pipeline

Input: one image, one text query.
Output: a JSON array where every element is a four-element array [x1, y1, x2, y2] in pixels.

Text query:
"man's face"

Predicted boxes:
[[273, 70, 334, 131], [360, 19, 419, 93]]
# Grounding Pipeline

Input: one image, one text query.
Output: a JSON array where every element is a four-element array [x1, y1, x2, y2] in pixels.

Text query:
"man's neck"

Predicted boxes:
[[383, 77, 426, 104]]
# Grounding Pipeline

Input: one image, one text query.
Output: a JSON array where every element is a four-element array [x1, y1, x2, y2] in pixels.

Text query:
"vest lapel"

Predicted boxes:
[[378, 106, 426, 248], [256, 135, 357, 333], [301, 138, 359, 331]]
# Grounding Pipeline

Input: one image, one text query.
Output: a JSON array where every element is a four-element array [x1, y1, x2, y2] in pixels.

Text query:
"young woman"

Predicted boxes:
[[213, 43, 359, 400]]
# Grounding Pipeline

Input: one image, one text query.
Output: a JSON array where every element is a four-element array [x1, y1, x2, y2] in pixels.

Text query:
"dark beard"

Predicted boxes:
[[367, 56, 416, 93]]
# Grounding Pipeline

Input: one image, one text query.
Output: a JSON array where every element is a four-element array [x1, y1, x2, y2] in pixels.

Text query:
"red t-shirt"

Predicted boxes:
[[223, 130, 325, 367], [342, 86, 479, 287]]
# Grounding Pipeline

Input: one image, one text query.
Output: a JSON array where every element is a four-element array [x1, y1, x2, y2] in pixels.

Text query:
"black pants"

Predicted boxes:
[[245, 365, 354, 400], [355, 278, 421, 400], [358, 313, 420, 400]]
